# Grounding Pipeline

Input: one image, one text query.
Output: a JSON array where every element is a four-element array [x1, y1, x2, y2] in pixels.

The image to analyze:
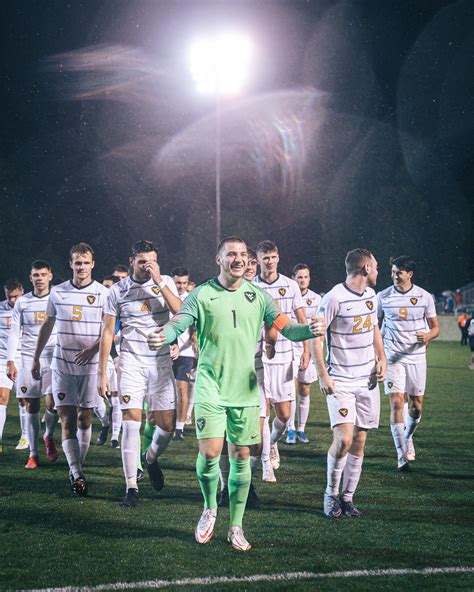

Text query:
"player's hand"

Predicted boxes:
[[265, 342, 276, 360], [74, 348, 96, 366], [97, 371, 111, 400], [319, 373, 335, 396], [375, 356, 387, 382], [147, 328, 166, 350], [31, 360, 41, 381], [170, 344, 180, 360], [415, 331, 429, 345], [145, 260, 162, 285], [299, 350, 310, 371], [6, 361, 17, 382], [309, 316, 326, 337]]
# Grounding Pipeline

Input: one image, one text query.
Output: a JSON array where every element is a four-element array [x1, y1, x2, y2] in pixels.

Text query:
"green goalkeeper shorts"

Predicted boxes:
[[194, 402, 261, 446]]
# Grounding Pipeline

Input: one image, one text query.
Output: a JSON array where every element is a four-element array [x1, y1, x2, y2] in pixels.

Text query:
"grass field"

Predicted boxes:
[[0, 341, 473, 591]]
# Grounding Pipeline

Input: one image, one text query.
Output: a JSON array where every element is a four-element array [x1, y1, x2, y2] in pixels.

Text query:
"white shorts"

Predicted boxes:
[[264, 361, 295, 404], [52, 370, 99, 408], [256, 366, 269, 417], [326, 382, 380, 430], [0, 362, 14, 390], [107, 365, 118, 393], [17, 360, 52, 398], [385, 362, 426, 397], [293, 359, 318, 384], [118, 362, 176, 412]]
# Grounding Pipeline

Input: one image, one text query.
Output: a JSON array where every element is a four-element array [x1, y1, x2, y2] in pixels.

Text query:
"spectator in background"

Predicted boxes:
[[458, 312, 471, 346], [454, 289, 464, 313]]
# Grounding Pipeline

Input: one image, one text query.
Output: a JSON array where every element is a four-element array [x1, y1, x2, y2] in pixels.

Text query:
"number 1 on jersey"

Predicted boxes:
[[232, 310, 237, 328]]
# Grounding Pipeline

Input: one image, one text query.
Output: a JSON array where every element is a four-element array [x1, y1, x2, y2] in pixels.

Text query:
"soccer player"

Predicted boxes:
[[102, 275, 120, 289], [312, 248, 386, 519], [147, 237, 325, 550], [6, 261, 59, 467], [112, 265, 129, 280], [98, 240, 182, 508], [377, 256, 439, 469], [253, 240, 310, 473], [287, 264, 321, 444], [0, 279, 24, 452], [170, 267, 197, 441], [32, 243, 108, 495]]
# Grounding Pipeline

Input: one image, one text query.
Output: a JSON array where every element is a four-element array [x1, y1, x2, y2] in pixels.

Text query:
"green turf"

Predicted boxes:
[[0, 341, 473, 591]]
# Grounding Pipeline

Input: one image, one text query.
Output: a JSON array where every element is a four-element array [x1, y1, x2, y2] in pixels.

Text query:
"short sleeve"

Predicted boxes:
[[46, 289, 57, 318], [291, 279, 304, 312], [316, 291, 339, 327], [425, 293, 437, 319], [105, 286, 119, 317]]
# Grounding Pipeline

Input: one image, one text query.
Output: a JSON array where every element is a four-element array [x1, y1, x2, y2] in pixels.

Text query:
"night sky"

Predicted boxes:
[[1, 0, 473, 294]]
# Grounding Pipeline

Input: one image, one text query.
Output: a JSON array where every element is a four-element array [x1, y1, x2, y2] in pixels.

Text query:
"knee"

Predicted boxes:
[[335, 435, 352, 456]]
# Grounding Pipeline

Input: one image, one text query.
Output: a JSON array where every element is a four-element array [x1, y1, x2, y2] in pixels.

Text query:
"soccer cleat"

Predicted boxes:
[[142, 452, 165, 492], [195, 508, 217, 544], [262, 462, 277, 483], [185, 415, 193, 426], [296, 431, 310, 444], [397, 458, 410, 472], [218, 485, 229, 507], [246, 483, 260, 509], [285, 429, 296, 445], [69, 472, 88, 496], [43, 434, 58, 462], [172, 429, 184, 442], [96, 425, 109, 446], [324, 494, 343, 519], [25, 455, 39, 470], [340, 498, 363, 518], [405, 438, 416, 461], [227, 526, 252, 551], [16, 437, 29, 450], [269, 443, 280, 470], [137, 469, 144, 482], [110, 439, 120, 449], [120, 488, 139, 508]]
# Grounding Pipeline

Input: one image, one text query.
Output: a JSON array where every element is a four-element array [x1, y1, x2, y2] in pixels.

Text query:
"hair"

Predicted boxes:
[[247, 248, 257, 261], [31, 259, 51, 272], [130, 240, 158, 258], [389, 255, 416, 274], [4, 278, 23, 291], [216, 236, 246, 255], [69, 242, 95, 261], [292, 263, 310, 276], [345, 248, 374, 275], [256, 240, 278, 254], [103, 274, 120, 284], [171, 266, 189, 277], [112, 264, 129, 274]]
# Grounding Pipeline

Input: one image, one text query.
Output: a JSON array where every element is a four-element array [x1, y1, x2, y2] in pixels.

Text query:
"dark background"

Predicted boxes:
[[1, 0, 473, 293]]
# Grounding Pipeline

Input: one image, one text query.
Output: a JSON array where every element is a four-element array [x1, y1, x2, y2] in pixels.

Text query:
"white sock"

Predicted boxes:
[[44, 409, 58, 438], [405, 414, 421, 441], [250, 455, 259, 478], [287, 399, 296, 431], [111, 396, 122, 440], [261, 416, 271, 463], [121, 420, 140, 490], [147, 426, 173, 462], [271, 417, 286, 444], [341, 453, 364, 502], [77, 426, 92, 464], [325, 453, 348, 496], [297, 395, 310, 432], [62, 438, 82, 479], [0, 405, 6, 442], [403, 401, 409, 425], [187, 383, 195, 418], [175, 421, 185, 431], [390, 423, 406, 461], [94, 399, 110, 427], [19, 404, 27, 437], [27, 411, 40, 456], [219, 454, 230, 490]]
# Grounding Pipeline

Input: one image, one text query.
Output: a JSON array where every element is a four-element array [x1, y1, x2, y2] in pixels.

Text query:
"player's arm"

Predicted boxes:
[[416, 316, 439, 346], [146, 261, 182, 314], [6, 302, 22, 381], [311, 334, 334, 395], [264, 324, 277, 360], [74, 337, 101, 366], [294, 306, 310, 370], [32, 316, 56, 379], [97, 314, 115, 399], [373, 324, 387, 382], [148, 288, 199, 350]]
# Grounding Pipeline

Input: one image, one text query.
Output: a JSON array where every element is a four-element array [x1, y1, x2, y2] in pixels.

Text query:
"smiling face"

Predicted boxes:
[[70, 251, 95, 284], [391, 265, 413, 291], [30, 267, 52, 295], [216, 241, 248, 280], [244, 256, 258, 281]]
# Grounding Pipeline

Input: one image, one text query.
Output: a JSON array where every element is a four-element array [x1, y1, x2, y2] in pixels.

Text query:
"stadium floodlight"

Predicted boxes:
[[189, 32, 253, 96]]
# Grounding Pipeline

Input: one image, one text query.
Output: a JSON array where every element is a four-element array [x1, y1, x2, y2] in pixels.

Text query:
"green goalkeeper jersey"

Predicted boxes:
[[162, 278, 285, 407]]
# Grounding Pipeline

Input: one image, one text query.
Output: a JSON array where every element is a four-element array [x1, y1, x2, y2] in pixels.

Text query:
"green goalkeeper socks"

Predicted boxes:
[[228, 458, 251, 528], [196, 453, 220, 510], [142, 421, 155, 454]]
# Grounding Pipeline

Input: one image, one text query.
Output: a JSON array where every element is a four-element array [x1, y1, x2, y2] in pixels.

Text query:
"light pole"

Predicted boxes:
[[189, 33, 252, 248]]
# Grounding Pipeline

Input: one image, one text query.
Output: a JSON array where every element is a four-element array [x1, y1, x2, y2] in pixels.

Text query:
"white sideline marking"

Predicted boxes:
[[19, 566, 474, 591]]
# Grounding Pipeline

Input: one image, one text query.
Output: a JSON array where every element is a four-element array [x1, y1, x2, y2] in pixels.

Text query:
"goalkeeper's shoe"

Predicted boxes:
[[195, 508, 217, 544], [227, 526, 252, 551]]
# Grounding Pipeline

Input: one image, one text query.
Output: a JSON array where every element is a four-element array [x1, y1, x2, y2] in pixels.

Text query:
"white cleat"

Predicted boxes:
[[194, 508, 217, 544], [227, 526, 252, 551], [262, 461, 277, 483], [15, 437, 29, 450], [269, 443, 280, 470], [405, 438, 416, 461]]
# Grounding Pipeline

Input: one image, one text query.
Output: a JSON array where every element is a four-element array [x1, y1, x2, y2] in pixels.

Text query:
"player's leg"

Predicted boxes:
[[218, 439, 229, 506], [296, 382, 311, 443], [75, 374, 98, 467], [0, 386, 11, 452], [404, 363, 426, 460], [23, 397, 41, 468], [269, 362, 295, 468], [94, 397, 110, 446], [40, 364, 58, 461], [186, 371, 195, 424], [389, 392, 408, 469], [285, 361, 299, 445], [110, 392, 121, 447], [17, 399, 29, 450]]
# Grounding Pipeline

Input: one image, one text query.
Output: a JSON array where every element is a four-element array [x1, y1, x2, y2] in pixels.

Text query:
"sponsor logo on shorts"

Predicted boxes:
[[196, 417, 206, 431], [245, 291, 256, 303], [307, 299, 312, 306], [387, 381, 393, 389], [410, 297, 418, 305], [366, 300, 374, 311], [58, 393, 66, 401], [20, 386, 28, 393], [338, 408, 349, 417], [87, 295, 96, 305], [122, 395, 131, 404], [152, 286, 160, 295], [278, 288, 286, 297], [251, 433, 258, 439]]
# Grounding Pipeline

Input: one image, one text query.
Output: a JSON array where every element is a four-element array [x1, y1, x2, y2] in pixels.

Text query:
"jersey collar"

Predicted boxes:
[[343, 282, 366, 297], [394, 284, 414, 294], [258, 273, 280, 286]]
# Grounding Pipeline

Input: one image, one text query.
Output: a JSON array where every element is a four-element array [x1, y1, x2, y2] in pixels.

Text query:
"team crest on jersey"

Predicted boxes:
[[307, 299, 312, 306], [87, 295, 96, 305], [338, 408, 349, 417], [196, 417, 206, 431], [21, 386, 27, 394], [152, 286, 160, 295], [58, 393, 66, 401], [278, 288, 286, 297], [365, 301, 374, 311], [387, 381, 393, 389], [245, 291, 256, 303], [410, 297, 418, 305], [122, 395, 131, 404]]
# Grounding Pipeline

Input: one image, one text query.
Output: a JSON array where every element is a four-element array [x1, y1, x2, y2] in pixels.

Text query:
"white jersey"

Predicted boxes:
[[292, 288, 321, 358], [253, 273, 305, 364], [377, 284, 437, 365], [317, 283, 378, 387], [105, 275, 178, 368], [47, 280, 108, 375], [7, 292, 57, 364], [0, 300, 21, 363], [176, 291, 196, 358]]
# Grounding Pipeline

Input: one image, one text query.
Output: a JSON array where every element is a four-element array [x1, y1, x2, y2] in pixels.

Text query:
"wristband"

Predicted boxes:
[[158, 279, 166, 290]]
